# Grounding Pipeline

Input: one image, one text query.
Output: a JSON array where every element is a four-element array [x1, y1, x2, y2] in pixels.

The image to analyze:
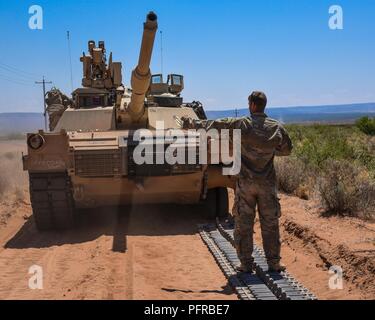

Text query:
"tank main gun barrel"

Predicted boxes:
[[128, 12, 158, 121]]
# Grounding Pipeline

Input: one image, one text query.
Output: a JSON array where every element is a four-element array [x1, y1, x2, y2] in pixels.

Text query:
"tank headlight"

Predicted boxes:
[[28, 134, 45, 150]]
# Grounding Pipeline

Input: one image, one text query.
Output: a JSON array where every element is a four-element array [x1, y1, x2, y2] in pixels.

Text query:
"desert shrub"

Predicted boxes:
[[282, 124, 375, 219], [275, 157, 306, 195], [351, 137, 375, 179], [369, 137, 375, 153], [292, 127, 354, 168], [355, 180, 375, 219], [356, 116, 375, 136], [286, 124, 375, 179], [318, 160, 375, 219]]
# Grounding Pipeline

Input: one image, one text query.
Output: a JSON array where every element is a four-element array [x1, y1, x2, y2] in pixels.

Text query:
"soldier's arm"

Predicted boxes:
[[182, 117, 240, 130], [275, 125, 293, 156]]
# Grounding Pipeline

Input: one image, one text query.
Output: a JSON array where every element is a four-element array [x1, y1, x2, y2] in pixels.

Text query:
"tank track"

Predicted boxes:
[[29, 172, 75, 231], [199, 221, 317, 300]]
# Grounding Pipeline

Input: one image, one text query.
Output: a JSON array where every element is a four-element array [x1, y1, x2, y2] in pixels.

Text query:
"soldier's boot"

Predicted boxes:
[[236, 263, 254, 273], [236, 258, 254, 273], [267, 261, 286, 273]]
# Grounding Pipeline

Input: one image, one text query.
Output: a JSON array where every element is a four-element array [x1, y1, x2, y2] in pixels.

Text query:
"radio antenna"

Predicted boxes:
[[160, 30, 164, 75], [67, 31, 74, 92]]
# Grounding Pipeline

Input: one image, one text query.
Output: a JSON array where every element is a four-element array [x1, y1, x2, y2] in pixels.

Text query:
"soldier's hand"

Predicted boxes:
[[174, 116, 194, 129], [182, 116, 195, 129]]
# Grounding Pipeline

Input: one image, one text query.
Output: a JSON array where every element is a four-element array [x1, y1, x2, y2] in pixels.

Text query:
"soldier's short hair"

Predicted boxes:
[[248, 91, 267, 112]]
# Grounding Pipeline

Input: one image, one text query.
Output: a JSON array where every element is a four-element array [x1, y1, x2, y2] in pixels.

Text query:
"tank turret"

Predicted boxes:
[[128, 11, 158, 121]]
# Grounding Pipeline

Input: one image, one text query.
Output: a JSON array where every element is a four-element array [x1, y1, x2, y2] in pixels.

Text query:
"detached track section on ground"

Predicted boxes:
[[199, 220, 317, 300]]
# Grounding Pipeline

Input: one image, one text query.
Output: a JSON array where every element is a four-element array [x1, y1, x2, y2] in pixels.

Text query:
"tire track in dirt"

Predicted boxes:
[[0, 208, 132, 299]]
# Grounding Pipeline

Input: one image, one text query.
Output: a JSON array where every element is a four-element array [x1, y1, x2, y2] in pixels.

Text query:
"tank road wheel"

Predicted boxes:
[[29, 172, 75, 231], [204, 188, 229, 219]]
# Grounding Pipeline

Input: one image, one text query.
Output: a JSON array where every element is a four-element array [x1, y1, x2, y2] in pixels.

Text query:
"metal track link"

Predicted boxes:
[[199, 227, 255, 300], [29, 172, 75, 231], [199, 224, 278, 300], [216, 220, 317, 300]]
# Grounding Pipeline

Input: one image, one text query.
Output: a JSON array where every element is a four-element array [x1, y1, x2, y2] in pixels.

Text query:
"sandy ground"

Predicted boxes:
[[0, 140, 374, 300], [231, 192, 375, 300], [276, 196, 375, 300], [0, 202, 235, 300]]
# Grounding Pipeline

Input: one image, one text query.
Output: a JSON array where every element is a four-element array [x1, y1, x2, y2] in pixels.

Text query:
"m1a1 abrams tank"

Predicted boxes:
[[23, 12, 236, 231]]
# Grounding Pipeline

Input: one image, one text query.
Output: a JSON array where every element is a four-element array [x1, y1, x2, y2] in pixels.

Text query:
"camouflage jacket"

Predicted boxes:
[[185, 113, 293, 180]]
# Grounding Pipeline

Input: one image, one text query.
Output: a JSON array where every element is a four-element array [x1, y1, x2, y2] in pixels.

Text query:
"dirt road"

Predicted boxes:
[[1, 193, 374, 300], [0, 202, 235, 300]]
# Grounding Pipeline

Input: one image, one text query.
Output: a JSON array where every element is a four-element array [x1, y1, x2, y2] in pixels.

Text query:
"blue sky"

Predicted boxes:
[[0, 0, 374, 112]]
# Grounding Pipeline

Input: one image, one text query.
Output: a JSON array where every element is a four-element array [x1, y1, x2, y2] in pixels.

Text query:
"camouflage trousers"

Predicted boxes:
[[232, 176, 281, 267]]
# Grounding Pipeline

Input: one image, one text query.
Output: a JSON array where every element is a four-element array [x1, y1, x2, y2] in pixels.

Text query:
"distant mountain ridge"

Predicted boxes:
[[206, 103, 375, 124], [0, 113, 44, 135], [1, 103, 375, 135]]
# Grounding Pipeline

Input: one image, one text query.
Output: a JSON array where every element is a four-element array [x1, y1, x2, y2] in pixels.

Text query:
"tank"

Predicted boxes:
[[22, 12, 236, 230]]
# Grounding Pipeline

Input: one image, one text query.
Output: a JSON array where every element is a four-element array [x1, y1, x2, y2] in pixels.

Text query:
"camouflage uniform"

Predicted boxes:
[[184, 113, 293, 268], [45, 88, 72, 131]]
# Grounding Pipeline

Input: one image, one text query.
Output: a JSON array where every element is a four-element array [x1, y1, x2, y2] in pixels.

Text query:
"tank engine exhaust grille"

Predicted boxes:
[[74, 150, 121, 177]]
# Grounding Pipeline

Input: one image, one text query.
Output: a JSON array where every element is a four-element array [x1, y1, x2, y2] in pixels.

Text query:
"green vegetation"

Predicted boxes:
[[356, 116, 375, 136], [276, 123, 375, 219], [286, 124, 375, 178]]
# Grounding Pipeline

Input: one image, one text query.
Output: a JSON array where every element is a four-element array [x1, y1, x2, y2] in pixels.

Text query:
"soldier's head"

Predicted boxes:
[[248, 91, 267, 114]]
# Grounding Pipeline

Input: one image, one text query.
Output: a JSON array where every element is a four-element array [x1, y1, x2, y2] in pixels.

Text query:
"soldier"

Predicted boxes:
[[45, 88, 72, 131], [180, 91, 293, 273]]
